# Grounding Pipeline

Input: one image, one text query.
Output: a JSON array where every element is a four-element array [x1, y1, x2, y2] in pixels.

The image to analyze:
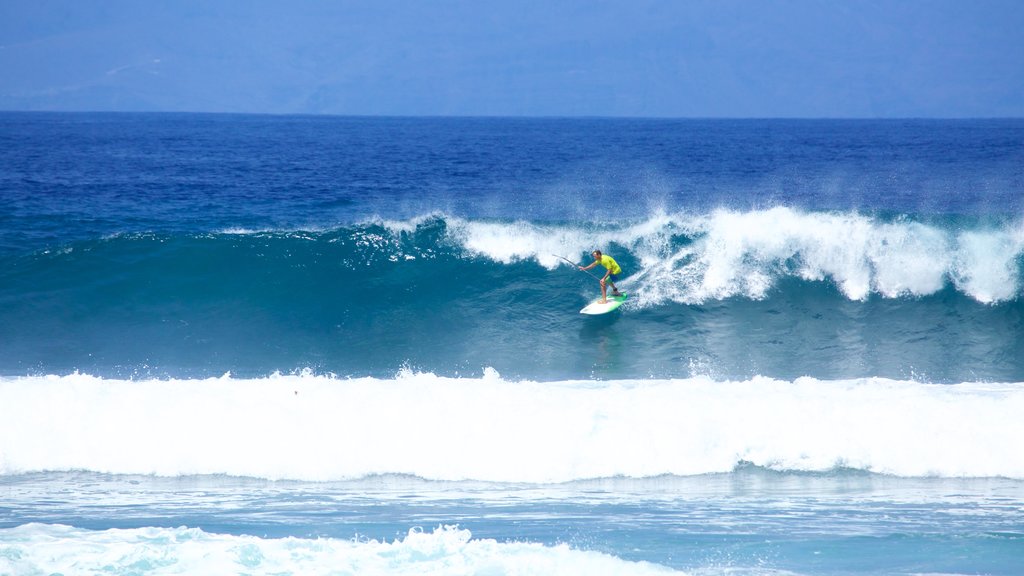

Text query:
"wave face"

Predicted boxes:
[[2, 371, 1021, 481], [2, 211, 1021, 381]]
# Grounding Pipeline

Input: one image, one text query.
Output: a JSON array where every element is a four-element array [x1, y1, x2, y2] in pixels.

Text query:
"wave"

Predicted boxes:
[[0, 523, 687, 576], [7, 208, 1023, 306], [199, 208, 1024, 304], [428, 208, 1024, 304], [2, 371, 1021, 482]]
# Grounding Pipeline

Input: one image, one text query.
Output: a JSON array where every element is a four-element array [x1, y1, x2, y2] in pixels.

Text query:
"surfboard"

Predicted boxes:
[[580, 293, 628, 315]]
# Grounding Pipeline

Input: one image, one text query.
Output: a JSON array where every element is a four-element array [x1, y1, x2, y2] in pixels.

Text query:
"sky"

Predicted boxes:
[[0, 0, 1021, 117]]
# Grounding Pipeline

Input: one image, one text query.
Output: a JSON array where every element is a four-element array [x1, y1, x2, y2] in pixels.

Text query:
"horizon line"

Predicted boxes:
[[2, 110, 1022, 122]]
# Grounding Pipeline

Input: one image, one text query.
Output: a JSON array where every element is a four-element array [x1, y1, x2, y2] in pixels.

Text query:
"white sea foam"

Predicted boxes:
[[951, 226, 1024, 303], [445, 212, 677, 271], [0, 523, 683, 576], [2, 371, 1021, 482], [424, 209, 1023, 304]]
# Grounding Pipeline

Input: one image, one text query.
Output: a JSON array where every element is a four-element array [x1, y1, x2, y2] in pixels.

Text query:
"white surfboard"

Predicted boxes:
[[580, 293, 628, 315]]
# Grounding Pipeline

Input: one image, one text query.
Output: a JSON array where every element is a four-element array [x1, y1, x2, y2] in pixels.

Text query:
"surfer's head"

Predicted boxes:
[[592, 250, 602, 259]]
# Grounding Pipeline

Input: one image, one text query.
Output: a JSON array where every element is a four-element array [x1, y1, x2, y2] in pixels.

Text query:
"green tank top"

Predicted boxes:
[[600, 255, 622, 275]]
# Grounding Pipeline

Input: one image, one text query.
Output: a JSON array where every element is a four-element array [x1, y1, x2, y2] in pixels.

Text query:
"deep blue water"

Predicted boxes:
[[1, 113, 1023, 575]]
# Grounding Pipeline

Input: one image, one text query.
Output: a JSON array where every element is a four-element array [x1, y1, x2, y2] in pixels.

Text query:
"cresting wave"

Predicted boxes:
[[216, 207, 1024, 304], [2, 371, 1022, 482], [0, 524, 685, 576], [12, 208, 1023, 306], [425, 208, 1024, 304]]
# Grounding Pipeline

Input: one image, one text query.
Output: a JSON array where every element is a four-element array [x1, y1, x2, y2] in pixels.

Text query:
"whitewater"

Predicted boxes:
[[1, 523, 686, 576], [405, 208, 1024, 304], [2, 370, 1022, 482]]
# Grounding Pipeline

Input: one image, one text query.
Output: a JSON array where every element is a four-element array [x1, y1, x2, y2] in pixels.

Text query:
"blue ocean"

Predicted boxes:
[[1, 113, 1023, 575]]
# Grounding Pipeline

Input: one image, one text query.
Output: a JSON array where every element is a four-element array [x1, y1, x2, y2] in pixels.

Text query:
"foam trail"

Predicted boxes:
[[2, 371, 1022, 482], [0, 524, 686, 576]]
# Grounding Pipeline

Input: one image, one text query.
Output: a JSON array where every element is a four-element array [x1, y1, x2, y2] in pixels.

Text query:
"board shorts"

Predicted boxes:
[[607, 273, 619, 282]]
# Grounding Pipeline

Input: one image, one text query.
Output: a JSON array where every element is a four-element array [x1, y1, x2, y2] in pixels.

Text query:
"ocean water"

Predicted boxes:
[[1, 113, 1023, 575]]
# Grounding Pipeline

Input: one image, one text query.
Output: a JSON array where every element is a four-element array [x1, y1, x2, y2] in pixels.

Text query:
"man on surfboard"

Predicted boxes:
[[580, 250, 622, 303]]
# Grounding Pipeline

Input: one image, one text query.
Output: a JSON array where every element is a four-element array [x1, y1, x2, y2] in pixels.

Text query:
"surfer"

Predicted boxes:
[[580, 250, 622, 303]]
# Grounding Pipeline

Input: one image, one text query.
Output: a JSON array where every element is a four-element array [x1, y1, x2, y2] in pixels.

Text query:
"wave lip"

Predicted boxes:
[[2, 371, 1022, 482]]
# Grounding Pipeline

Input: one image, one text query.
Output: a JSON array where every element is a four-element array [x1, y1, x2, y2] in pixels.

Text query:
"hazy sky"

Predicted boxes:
[[1, 0, 1021, 117]]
